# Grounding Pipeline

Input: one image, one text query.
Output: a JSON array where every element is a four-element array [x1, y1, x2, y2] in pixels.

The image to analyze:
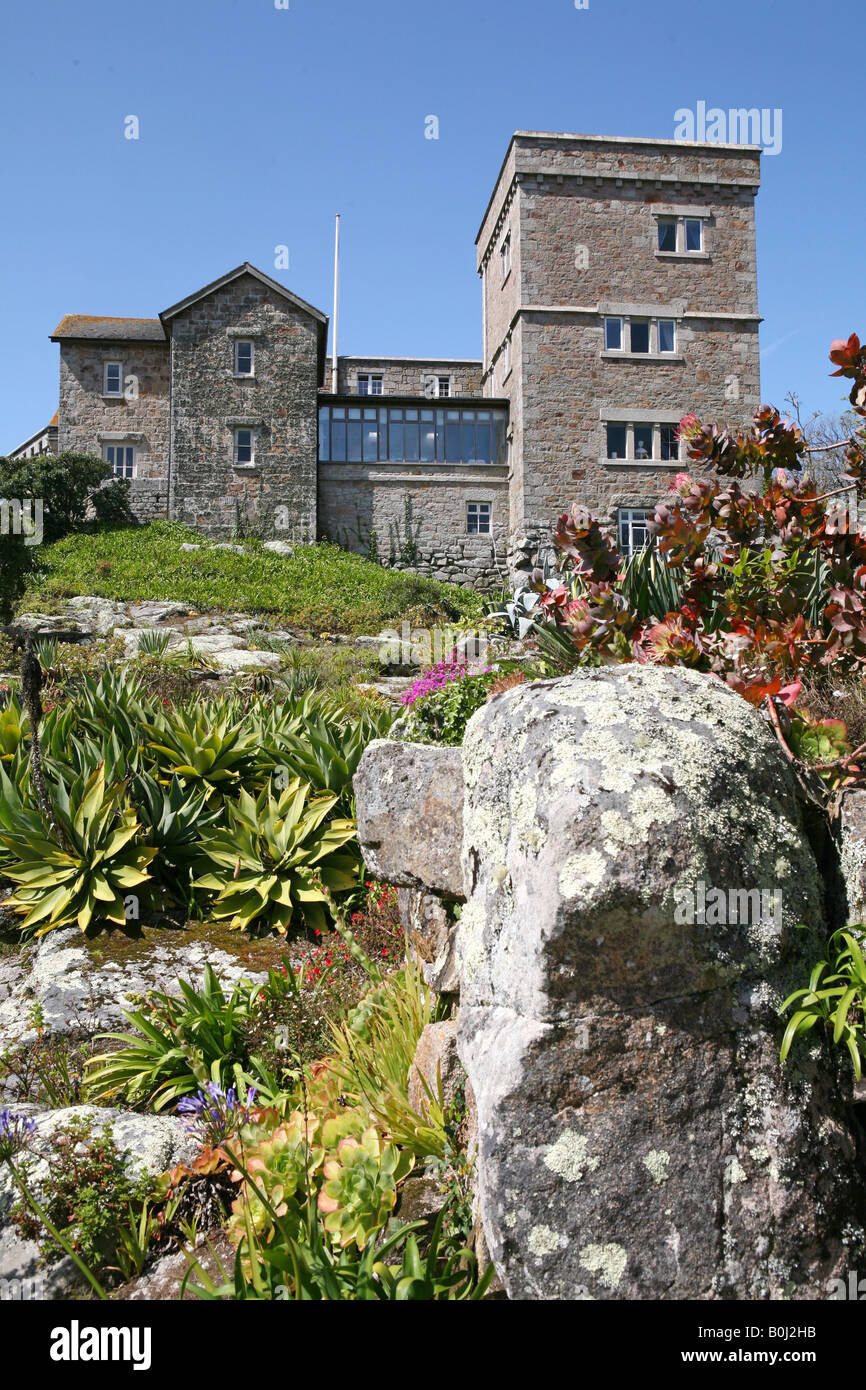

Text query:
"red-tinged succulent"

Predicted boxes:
[[533, 332, 866, 794]]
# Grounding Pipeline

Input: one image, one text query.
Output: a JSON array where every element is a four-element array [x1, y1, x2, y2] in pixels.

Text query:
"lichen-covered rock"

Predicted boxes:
[[354, 741, 464, 897], [456, 665, 866, 1300], [839, 789, 866, 924]]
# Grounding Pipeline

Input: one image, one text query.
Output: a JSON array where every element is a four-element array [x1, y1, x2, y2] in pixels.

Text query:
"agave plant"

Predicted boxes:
[[0, 762, 156, 935], [128, 771, 221, 900], [276, 709, 393, 812], [194, 777, 359, 933], [143, 705, 265, 799]]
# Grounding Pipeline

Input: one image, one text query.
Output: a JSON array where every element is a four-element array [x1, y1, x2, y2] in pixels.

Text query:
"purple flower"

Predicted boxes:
[[401, 655, 473, 708], [178, 1082, 257, 1146], [0, 1110, 36, 1163]]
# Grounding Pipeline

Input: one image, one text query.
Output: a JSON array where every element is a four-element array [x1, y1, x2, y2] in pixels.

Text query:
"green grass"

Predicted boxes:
[[21, 521, 485, 636]]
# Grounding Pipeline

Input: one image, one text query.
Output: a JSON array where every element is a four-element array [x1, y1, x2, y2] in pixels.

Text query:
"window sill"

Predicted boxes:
[[600, 352, 683, 363], [102, 394, 125, 401], [655, 251, 710, 261], [233, 373, 256, 381], [232, 464, 260, 473], [601, 457, 683, 469]]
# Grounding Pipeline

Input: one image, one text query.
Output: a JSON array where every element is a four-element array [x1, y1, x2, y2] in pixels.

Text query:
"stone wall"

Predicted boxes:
[[331, 357, 483, 397], [168, 273, 321, 542], [317, 461, 509, 588], [57, 340, 171, 522]]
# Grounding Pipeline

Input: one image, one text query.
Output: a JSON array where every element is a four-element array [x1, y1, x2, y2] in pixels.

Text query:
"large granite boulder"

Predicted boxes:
[[456, 665, 866, 1299]]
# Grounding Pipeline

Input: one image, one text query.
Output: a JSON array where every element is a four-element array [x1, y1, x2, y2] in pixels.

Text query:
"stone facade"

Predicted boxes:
[[317, 461, 508, 585], [53, 330, 171, 522], [164, 271, 325, 542], [35, 130, 763, 587], [476, 132, 762, 578], [331, 357, 483, 398]]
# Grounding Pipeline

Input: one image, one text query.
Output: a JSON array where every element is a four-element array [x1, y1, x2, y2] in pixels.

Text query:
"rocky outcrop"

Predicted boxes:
[[355, 664, 866, 1300]]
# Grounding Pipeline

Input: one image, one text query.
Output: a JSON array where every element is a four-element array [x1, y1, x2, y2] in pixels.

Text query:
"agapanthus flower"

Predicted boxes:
[[177, 1081, 257, 1147], [0, 1110, 36, 1163]]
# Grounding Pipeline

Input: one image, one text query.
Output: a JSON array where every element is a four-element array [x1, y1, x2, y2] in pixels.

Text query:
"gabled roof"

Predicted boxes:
[[50, 315, 166, 343], [159, 263, 328, 326]]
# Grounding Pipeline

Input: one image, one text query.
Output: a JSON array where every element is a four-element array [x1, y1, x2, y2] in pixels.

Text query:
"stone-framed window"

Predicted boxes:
[[103, 362, 123, 397], [501, 335, 512, 382], [605, 421, 683, 463], [437, 376, 451, 398], [618, 508, 652, 557], [234, 340, 254, 377], [357, 374, 383, 396], [234, 428, 255, 467], [603, 316, 677, 356], [103, 443, 135, 479], [467, 501, 492, 535], [655, 211, 709, 257]]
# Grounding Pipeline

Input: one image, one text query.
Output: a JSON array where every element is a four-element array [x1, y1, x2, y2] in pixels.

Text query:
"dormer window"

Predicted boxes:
[[104, 362, 123, 397], [235, 341, 254, 376], [358, 374, 383, 396]]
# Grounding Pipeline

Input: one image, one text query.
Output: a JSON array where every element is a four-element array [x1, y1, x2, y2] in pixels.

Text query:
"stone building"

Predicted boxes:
[[14, 131, 762, 589]]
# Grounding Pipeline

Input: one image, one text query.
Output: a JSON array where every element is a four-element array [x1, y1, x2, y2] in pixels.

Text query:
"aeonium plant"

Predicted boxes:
[[532, 333, 866, 794]]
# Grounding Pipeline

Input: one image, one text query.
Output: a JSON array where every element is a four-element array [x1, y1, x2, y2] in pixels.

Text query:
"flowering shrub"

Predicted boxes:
[[401, 657, 496, 745], [534, 332, 866, 790]]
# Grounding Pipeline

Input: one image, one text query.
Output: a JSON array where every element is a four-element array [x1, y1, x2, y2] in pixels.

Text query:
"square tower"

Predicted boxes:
[[476, 132, 762, 581]]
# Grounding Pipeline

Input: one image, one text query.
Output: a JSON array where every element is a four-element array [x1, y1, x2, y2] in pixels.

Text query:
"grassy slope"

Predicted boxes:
[[21, 521, 486, 635]]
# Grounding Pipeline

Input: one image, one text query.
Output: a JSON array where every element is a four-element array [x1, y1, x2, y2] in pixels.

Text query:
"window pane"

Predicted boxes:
[[446, 422, 461, 462], [331, 418, 346, 461], [236, 342, 252, 373], [629, 321, 650, 353], [358, 377, 369, 395], [318, 408, 329, 461], [657, 219, 677, 252], [634, 425, 653, 459], [371, 377, 383, 395], [434, 410, 446, 461], [660, 424, 678, 460], [685, 218, 702, 252], [476, 422, 491, 464], [606, 424, 627, 459], [419, 412, 433, 462], [658, 320, 675, 353], [604, 318, 622, 351], [388, 410, 403, 461], [347, 420, 363, 462]]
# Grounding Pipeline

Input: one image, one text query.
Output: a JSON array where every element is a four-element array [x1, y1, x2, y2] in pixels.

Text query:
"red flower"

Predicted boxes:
[[830, 333, 862, 376]]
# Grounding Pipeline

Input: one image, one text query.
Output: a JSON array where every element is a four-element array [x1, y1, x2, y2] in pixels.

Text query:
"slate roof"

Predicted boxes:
[[50, 315, 167, 343]]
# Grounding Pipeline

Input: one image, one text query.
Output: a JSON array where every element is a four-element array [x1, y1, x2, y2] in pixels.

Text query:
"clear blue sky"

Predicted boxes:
[[1, 0, 862, 452]]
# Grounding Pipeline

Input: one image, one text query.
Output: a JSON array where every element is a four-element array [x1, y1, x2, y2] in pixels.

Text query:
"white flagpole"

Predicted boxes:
[[332, 214, 340, 393]]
